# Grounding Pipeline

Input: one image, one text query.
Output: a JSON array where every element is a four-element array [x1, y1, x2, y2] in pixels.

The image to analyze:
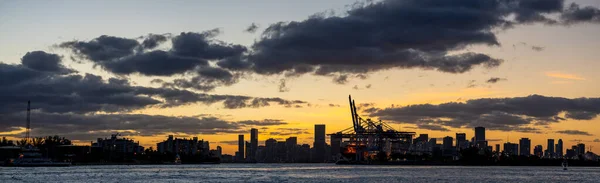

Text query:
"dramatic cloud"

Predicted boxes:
[[556, 130, 593, 136], [141, 34, 168, 49], [165, 67, 239, 91], [171, 30, 247, 60], [103, 50, 207, 76], [0, 111, 269, 141], [0, 59, 308, 114], [486, 77, 507, 83], [21, 51, 74, 74], [60, 35, 139, 62], [370, 95, 600, 133], [594, 139, 600, 142], [231, 0, 600, 83], [58, 30, 249, 91], [561, 3, 600, 25]]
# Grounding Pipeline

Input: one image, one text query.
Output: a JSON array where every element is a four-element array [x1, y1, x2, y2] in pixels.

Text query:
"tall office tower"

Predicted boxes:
[[443, 136, 453, 150], [330, 134, 341, 157], [285, 137, 298, 162], [250, 128, 258, 161], [245, 141, 251, 161], [519, 138, 531, 156], [534, 145, 543, 157], [474, 127, 486, 147], [313, 124, 326, 162], [265, 138, 277, 162], [577, 143, 586, 155], [495, 144, 501, 152], [456, 133, 466, 150], [503, 142, 519, 156], [556, 139, 563, 157], [238, 134, 244, 161], [547, 139, 555, 158]]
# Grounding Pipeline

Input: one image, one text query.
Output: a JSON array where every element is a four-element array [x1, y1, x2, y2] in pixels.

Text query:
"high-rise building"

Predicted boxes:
[[286, 137, 297, 162], [245, 141, 251, 161], [474, 127, 486, 148], [456, 133, 467, 150], [503, 142, 519, 156], [474, 127, 485, 142], [577, 143, 586, 155], [547, 139, 555, 158], [519, 138, 531, 156], [238, 134, 244, 161], [534, 145, 543, 157], [556, 139, 563, 157], [330, 133, 341, 158], [265, 138, 277, 162], [495, 144, 501, 152], [250, 128, 258, 161], [313, 124, 326, 162], [443, 136, 453, 150]]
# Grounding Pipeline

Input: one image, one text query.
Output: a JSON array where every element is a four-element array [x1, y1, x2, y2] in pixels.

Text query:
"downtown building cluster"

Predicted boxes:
[[413, 127, 596, 161], [231, 125, 331, 163]]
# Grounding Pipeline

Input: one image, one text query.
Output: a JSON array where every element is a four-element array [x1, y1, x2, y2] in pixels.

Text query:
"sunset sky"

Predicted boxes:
[[1, 0, 600, 155]]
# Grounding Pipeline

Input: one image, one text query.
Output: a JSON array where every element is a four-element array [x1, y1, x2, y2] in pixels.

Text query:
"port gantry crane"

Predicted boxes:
[[329, 95, 415, 163]]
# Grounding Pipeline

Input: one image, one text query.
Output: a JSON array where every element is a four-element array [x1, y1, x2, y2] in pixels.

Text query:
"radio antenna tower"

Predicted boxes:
[[26, 101, 31, 142]]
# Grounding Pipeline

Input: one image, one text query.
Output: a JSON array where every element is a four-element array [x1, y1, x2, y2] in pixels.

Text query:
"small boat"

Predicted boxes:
[[7, 147, 70, 167], [562, 160, 568, 170]]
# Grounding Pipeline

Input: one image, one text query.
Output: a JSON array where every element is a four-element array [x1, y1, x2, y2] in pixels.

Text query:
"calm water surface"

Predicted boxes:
[[1, 164, 599, 182]]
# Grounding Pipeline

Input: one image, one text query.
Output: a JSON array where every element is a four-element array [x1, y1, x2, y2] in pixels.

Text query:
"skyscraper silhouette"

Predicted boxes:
[[519, 138, 531, 156], [313, 124, 326, 162], [250, 128, 258, 161], [238, 134, 244, 161]]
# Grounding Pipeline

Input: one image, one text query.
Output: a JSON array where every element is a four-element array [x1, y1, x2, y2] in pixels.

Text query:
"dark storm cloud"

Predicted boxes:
[[141, 34, 168, 49], [0, 111, 272, 141], [103, 50, 207, 76], [58, 31, 250, 91], [241, 0, 600, 80], [59, 35, 139, 62], [370, 95, 600, 133], [0, 61, 308, 114], [486, 77, 507, 83], [561, 3, 600, 24], [556, 130, 593, 136], [171, 30, 247, 60], [164, 67, 239, 91], [245, 23, 259, 33], [237, 119, 288, 126], [21, 51, 74, 74], [564, 111, 598, 120]]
